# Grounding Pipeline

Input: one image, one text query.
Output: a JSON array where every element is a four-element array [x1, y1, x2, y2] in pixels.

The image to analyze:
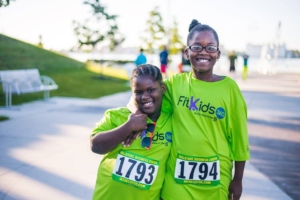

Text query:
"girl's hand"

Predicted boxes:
[[127, 113, 147, 132], [122, 131, 141, 147], [123, 111, 147, 147], [228, 179, 242, 200]]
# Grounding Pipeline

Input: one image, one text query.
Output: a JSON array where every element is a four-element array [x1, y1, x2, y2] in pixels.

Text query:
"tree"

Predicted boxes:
[[140, 6, 166, 54], [0, 0, 15, 7], [168, 18, 184, 55], [73, 0, 124, 52]]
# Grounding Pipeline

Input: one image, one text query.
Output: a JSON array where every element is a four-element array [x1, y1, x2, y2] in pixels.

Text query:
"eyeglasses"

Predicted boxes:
[[140, 123, 156, 150], [188, 45, 219, 53]]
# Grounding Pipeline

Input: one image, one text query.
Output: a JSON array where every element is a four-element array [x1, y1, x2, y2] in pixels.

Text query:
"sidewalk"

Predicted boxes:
[[1, 71, 299, 200]]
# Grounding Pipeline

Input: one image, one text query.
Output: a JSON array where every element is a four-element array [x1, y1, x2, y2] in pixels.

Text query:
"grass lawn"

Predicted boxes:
[[0, 34, 130, 107]]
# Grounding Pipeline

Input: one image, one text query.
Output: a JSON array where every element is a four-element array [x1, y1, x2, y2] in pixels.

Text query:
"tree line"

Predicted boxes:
[[1, 0, 184, 55]]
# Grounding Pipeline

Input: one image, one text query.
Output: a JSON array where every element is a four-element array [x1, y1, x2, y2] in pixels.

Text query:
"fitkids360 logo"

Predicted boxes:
[[177, 96, 225, 120]]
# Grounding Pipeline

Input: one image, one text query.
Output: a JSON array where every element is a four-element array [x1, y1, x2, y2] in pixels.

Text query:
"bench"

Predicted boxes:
[[0, 69, 58, 108]]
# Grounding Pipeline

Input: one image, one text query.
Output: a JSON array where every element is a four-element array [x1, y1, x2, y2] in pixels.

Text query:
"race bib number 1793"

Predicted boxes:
[[112, 150, 159, 190]]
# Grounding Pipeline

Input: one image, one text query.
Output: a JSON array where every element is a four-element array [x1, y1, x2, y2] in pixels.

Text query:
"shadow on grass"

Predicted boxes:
[[91, 75, 128, 82]]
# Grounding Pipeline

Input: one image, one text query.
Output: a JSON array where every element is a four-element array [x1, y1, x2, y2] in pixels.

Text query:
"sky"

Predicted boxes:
[[0, 0, 300, 52]]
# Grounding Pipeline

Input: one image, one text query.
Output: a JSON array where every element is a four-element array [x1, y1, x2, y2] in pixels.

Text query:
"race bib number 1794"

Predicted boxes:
[[174, 153, 220, 186], [112, 150, 159, 190]]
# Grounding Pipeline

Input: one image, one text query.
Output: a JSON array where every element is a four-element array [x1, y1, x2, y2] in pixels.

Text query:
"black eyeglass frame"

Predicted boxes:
[[188, 45, 219, 53]]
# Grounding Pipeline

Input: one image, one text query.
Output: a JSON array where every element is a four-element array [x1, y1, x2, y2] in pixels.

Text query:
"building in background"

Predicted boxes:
[[246, 43, 287, 58]]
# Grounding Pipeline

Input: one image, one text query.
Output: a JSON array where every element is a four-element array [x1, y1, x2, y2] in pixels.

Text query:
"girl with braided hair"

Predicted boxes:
[[159, 19, 250, 200], [90, 64, 172, 199]]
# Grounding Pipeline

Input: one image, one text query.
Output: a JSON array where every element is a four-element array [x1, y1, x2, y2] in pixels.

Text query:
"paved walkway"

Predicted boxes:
[[0, 71, 299, 200]]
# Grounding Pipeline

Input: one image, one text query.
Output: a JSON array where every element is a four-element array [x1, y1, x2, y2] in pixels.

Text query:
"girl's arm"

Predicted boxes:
[[228, 161, 246, 200], [90, 113, 147, 154]]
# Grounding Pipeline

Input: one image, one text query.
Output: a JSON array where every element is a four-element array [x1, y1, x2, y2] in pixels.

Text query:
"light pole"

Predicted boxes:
[[273, 21, 281, 73]]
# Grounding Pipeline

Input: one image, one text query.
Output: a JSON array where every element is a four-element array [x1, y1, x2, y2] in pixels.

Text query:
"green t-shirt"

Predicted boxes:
[[91, 107, 172, 200], [161, 72, 250, 200]]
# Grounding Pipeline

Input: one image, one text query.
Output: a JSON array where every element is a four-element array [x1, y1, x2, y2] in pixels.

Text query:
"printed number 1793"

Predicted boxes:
[[114, 156, 158, 185]]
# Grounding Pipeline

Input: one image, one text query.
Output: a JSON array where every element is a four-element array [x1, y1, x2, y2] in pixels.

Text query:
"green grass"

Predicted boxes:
[[0, 34, 130, 107]]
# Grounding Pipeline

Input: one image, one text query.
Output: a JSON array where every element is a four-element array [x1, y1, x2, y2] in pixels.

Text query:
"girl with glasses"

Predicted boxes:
[[90, 64, 172, 200], [159, 19, 250, 200]]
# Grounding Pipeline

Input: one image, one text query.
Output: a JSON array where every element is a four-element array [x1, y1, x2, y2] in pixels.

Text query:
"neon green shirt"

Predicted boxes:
[[161, 72, 250, 200], [91, 107, 172, 200]]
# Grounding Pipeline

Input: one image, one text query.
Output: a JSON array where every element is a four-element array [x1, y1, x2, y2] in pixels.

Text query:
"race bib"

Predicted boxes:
[[174, 153, 220, 185], [112, 150, 159, 190]]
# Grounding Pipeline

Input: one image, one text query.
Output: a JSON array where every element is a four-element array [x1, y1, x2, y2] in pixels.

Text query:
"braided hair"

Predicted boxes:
[[130, 64, 163, 86], [187, 19, 219, 46]]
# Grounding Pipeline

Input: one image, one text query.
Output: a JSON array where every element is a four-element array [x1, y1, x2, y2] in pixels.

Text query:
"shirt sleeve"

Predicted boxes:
[[162, 78, 173, 113], [91, 109, 114, 136], [228, 101, 250, 161]]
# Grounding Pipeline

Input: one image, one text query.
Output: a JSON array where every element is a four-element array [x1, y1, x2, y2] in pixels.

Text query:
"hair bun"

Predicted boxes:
[[189, 19, 201, 32]]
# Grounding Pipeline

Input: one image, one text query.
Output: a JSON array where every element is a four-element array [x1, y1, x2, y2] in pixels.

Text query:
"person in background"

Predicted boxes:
[[181, 46, 191, 73], [135, 48, 147, 67], [159, 45, 169, 78], [228, 50, 237, 72], [242, 53, 249, 80], [178, 47, 185, 73], [90, 64, 172, 200]]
